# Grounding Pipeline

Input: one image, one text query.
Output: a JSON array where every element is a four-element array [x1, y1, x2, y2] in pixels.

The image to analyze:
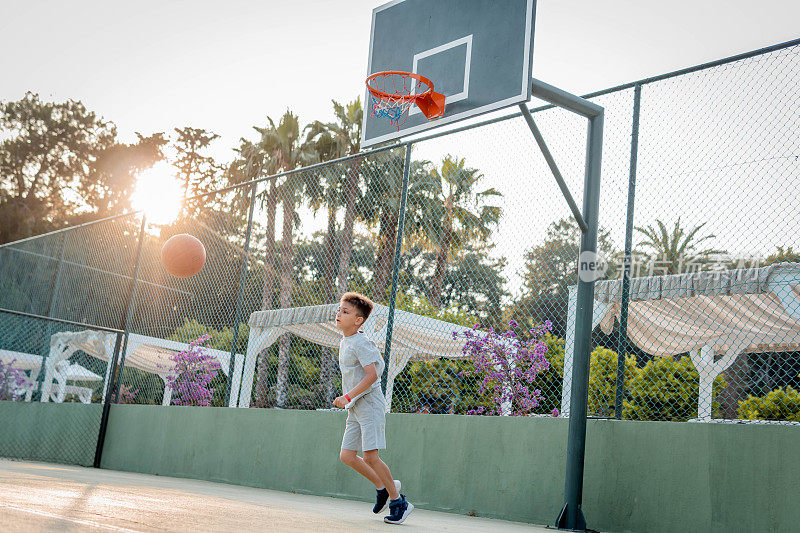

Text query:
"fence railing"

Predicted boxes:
[[1, 38, 799, 425]]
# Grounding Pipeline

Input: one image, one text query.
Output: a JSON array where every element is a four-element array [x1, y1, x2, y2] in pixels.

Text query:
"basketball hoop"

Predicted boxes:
[[365, 71, 446, 129]]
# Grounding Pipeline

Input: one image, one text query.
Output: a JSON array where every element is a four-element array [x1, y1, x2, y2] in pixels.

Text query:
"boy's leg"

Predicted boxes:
[[339, 449, 383, 488], [362, 450, 400, 500]]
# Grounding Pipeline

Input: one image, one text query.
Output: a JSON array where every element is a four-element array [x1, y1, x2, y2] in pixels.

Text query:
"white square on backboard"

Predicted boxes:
[[408, 35, 473, 116]]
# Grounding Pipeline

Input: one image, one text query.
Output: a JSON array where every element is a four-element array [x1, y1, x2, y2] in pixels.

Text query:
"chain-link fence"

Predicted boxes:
[[1, 39, 799, 427], [0, 308, 123, 465]]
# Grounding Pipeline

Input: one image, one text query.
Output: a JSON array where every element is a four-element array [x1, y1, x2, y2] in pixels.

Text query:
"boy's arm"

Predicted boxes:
[[333, 363, 377, 408]]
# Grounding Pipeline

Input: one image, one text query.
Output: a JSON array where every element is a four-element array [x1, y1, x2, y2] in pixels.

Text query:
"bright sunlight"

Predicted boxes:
[[131, 162, 184, 225]]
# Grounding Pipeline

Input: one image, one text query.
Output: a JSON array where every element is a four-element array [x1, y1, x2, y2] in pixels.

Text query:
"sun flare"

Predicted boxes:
[[131, 162, 184, 225]]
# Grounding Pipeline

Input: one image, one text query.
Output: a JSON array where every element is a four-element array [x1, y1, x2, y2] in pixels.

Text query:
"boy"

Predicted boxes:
[[333, 292, 414, 525]]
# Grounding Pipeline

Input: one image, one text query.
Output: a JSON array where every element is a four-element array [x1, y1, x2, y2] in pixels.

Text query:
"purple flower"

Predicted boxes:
[[0, 359, 28, 402], [456, 320, 552, 417], [166, 336, 220, 407]]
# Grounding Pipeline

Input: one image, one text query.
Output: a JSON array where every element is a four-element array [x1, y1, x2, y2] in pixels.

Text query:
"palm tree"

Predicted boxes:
[[634, 217, 725, 276], [236, 137, 279, 408], [304, 98, 362, 402], [360, 153, 432, 303], [315, 99, 364, 298], [423, 156, 501, 308], [238, 132, 280, 311], [250, 110, 314, 407], [297, 127, 341, 404]]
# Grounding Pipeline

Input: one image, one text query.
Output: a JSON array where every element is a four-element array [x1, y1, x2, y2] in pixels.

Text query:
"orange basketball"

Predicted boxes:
[[161, 234, 206, 278]]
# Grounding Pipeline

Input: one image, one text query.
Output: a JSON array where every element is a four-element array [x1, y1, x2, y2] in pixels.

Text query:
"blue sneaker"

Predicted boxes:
[[384, 495, 414, 524], [373, 480, 401, 514]]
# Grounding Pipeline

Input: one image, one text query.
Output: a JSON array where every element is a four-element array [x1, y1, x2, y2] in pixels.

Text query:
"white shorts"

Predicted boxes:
[[341, 388, 387, 452]]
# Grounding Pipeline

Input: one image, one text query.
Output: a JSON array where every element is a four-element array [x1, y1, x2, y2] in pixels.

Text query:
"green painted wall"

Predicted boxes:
[[98, 405, 800, 532], [0, 401, 101, 466], [2, 402, 798, 532]]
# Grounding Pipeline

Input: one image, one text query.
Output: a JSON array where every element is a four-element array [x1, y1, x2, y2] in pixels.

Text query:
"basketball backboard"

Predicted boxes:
[[361, 0, 536, 148]]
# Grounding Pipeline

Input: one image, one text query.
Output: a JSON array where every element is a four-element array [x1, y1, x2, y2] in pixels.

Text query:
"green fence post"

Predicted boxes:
[[94, 331, 124, 467], [382, 145, 412, 399], [226, 184, 257, 408], [614, 83, 642, 419], [114, 215, 147, 403]]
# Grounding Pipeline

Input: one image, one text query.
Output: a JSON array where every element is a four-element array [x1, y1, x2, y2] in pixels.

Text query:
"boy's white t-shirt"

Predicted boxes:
[[339, 331, 384, 396]]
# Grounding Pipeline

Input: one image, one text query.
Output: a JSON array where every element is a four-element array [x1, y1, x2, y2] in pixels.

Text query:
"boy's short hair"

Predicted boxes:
[[340, 292, 374, 320]]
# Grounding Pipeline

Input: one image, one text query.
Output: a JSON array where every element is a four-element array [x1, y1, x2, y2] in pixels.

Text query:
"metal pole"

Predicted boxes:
[[557, 111, 604, 532], [382, 145, 412, 396], [114, 215, 147, 403], [46, 232, 66, 317], [226, 185, 257, 407], [94, 331, 124, 467], [614, 84, 642, 419], [531, 78, 604, 119]]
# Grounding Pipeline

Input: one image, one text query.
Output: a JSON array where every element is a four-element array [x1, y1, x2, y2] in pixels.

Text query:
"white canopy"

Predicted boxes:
[[43, 330, 244, 406], [562, 262, 800, 419], [240, 303, 477, 410]]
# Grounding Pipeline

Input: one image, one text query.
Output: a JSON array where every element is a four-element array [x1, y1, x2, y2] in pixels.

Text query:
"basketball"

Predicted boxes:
[[161, 234, 206, 278]]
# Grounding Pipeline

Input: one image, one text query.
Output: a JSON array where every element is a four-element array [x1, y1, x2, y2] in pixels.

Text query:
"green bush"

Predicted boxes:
[[623, 356, 726, 421], [392, 358, 493, 414], [737, 386, 800, 422], [169, 318, 249, 353], [528, 336, 636, 417], [529, 334, 565, 415], [587, 346, 637, 417]]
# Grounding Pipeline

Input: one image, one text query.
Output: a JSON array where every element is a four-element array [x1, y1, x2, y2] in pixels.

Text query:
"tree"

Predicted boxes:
[[423, 155, 501, 308], [634, 217, 725, 275], [308, 98, 364, 298], [0, 92, 116, 243], [399, 242, 507, 320], [763, 246, 800, 266], [302, 125, 346, 404], [360, 153, 431, 303], [300, 99, 376, 404], [251, 110, 314, 407], [512, 217, 618, 338], [172, 127, 222, 198], [304, 119, 343, 303], [235, 135, 280, 308], [81, 133, 167, 218]]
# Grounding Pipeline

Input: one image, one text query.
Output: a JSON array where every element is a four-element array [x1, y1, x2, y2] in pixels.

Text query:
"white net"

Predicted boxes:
[[367, 72, 428, 128]]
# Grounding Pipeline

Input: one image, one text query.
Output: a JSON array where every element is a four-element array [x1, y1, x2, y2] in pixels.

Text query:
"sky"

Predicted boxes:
[[2, 0, 799, 159]]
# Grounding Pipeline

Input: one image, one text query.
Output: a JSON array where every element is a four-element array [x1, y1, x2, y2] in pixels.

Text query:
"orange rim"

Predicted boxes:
[[365, 71, 435, 103]]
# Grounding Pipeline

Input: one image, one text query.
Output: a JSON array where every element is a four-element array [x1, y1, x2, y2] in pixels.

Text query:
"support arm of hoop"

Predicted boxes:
[[519, 104, 588, 234]]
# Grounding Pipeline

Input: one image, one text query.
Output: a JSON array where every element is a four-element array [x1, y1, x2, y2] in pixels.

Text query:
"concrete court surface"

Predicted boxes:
[[0, 458, 557, 532]]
